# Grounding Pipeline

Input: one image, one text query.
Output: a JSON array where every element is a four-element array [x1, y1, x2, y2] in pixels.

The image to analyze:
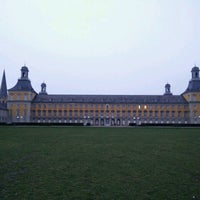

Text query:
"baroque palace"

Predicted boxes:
[[0, 65, 200, 126]]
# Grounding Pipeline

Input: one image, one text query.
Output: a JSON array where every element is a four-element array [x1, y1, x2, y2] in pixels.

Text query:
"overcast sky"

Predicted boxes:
[[0, 0, 200, 95]]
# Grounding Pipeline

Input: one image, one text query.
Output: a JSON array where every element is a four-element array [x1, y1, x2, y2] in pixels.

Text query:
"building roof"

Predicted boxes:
[[183, 80, 200, 93], [33, 94, 187, 104], [183, 65, 200, 93], [192, 66, 199, 71], [8, 79, 36, 93], [21, 66, 29, 71], [8, 66, 36, 93]]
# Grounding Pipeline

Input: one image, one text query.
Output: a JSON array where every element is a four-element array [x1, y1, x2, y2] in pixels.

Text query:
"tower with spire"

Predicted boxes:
[[0, 70, 8, 123], [0, 70, 7, 107]]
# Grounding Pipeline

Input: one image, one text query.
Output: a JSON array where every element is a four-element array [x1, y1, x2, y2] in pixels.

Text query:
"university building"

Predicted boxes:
[[0, 65, 200, 125]]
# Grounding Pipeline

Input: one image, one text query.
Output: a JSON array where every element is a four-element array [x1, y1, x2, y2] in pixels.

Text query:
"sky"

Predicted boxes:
[[0, 0, 200, 95]]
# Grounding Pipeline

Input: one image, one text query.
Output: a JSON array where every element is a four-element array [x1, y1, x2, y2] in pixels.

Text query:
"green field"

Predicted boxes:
[[0, 127, 200, 200]]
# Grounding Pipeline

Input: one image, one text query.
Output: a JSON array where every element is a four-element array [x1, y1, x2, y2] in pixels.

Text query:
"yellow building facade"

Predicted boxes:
[[0, 65, 200, 125]]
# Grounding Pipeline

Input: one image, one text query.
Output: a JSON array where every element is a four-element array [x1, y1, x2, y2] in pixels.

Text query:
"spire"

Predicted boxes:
[[0, 70, 7, 98]]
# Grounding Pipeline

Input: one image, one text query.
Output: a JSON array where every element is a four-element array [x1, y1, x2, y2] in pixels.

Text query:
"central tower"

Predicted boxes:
[[182, 66, 200, 123], [7, 66, 37, 123]]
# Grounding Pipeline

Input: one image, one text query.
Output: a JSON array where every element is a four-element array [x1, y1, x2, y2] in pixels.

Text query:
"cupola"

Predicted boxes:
[[183, 66, 200, 93], [191, 66, 200, 80], [8, 66, 36, 93], [21, 66, 29, 79], [164, 83, 172, 95], [40, 82, 47, 95]]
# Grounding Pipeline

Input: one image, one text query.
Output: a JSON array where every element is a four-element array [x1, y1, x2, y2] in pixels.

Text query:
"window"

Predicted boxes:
[[160, 111, 164, 118], [16, 109, 20, 118], [22, 110, 26, 119], [38, 110, 41, 117], [17, 94, 21, 100], [138, 110, 142, 117], [172, 111, 175, 118], [184, 111, 188, 118], [80, 110, 83, 118], [48, 110, 52, 117], [69, 110, 72, 117], [144, 110, 147, 117], [59, 110, 62, 117], [53, 110, 57, 117], [128, 110, 131, 118], [90, 110, 93, 117], [166, 111, 170, 118], [178, 111, 182, 118], [155, 111, 158, 118], [43, 110, 46, 117], [193, 111, 197, 118], [111, 110, 115, 117], [32, 110, 36, 117], [24, 93, 28, 100]]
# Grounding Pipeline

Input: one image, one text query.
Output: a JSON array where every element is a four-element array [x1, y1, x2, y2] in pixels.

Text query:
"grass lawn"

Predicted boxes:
[[0, 126, 200, 200]]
